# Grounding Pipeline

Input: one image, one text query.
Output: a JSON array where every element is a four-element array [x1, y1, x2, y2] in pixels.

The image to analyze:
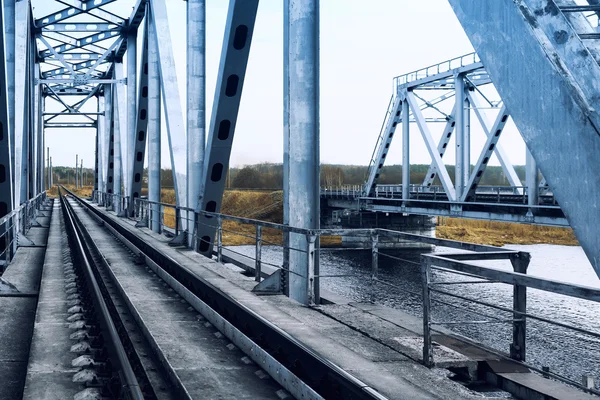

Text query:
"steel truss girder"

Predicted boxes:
[[461, 104, 510, 202], [41, 23, 117, 32], [363, 96, 403, 196], [196, 0, 260, 256], [422, 104, 456, 187], [114, 63, 128, 198], [406, 91, 457, 201], [448, 0, 600, 276], [467, 92, 521, 189], [149, 0, 187, 212], [128, 18, 149, 206], [14, 0, 30, 206], [40, 30, 119, 57], [35, 0, 121, 28], [0, 0, 15, 223]]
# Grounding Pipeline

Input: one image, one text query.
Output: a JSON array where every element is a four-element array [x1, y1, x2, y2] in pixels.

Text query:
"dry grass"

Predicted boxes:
[[47, 184, 94, 198], [108, 188, 573, 247], [436, 217, 578, 247]]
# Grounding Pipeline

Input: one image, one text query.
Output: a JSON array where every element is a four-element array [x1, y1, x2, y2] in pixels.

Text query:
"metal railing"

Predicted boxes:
[[393, 52, 480, 88], [91, 191, 598, 393], [0, 191, 48, 267], [421, 252, 600, 395]]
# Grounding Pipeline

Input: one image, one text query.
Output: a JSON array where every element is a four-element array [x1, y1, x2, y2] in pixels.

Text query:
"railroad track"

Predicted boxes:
[[57, 187, 386, 400]]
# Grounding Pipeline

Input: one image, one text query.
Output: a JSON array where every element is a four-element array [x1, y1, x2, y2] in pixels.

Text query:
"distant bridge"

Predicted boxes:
[[320, 53, 569, 227]]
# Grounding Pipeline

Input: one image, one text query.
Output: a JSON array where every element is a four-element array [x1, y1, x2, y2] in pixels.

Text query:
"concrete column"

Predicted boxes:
[[287, 0, 320, 305], [526, 147, 538, 207], [186, 0, 206, 244], [402, 98, 409, 200], [148, 17, 162, 233], [455, 74, 465, 199]]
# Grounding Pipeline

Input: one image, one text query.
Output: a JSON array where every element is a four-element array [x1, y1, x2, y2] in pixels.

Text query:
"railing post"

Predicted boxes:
[[371, 232, 379, 279], [255, 225, 262, 282], [306, 234, 317, 305], [217, 216, 223, 263], [282, 230, 290, 296], [175, 207, 180, 236], [510, 251, 530, 362], [421, 256, 433, 367]]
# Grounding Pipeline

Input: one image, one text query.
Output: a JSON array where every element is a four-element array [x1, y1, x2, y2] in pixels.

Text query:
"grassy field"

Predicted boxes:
[[436, 217, 578, 246], [48, 186, 578, 247]]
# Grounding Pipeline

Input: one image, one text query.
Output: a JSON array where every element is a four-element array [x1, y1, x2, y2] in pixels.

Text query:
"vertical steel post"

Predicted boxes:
[[46, 147, 49, 190], [371, 232, 378, 279], [455, 74, 465, 200], [5, 0, 14, 178], [104, 84, 113, 205], [148, 15, 161, 233], [463, 96, 471, 183], [129, 18, 150, 214], [0, 0, 14, 262], [195, 0, 259, 255], [75, 154, 78, 188], [306, 234, 317, 305], [106, 97, 115, 209], [186, 0, 206, 246], [526, 148, 538, 208], [49, 156, 52, 188], [510, 252, 529, 362], [288, 0, 320, 305], [113, 72, 123, 214], [421, 256, 433, 367], [14, 0, 28, 206], [255, 225, 262, 282], [217, 216, 223, 263], [282, 0, 290, 297], [96, 95, 104, 197], [126, 31, 137, 197], [402, 98, 410, 200]]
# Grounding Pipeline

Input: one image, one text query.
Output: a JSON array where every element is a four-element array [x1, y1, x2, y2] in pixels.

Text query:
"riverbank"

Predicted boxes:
[[436, 217, 578, 246], [49, 187, 578, 247]]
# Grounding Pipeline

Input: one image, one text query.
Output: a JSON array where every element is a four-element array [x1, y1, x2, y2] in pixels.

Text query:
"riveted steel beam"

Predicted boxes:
[[128, 18, 149, 211], [195, 0, 259, 255]]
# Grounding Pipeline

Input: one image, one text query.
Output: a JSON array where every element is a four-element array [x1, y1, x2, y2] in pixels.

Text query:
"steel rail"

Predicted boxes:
[[63, 187, 388, 400], [58, 187, 145, 400]]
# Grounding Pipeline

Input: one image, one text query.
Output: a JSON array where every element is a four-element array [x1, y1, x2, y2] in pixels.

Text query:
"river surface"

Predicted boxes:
[[228, 243, 600, 388]]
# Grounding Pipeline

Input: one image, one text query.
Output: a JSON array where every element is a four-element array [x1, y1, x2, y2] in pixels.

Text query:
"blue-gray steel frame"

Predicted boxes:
[[196, 0, 259, 256], [448, 0, 600, 277]]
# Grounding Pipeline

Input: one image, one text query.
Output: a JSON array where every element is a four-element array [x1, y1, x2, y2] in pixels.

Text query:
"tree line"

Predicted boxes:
[[51, 163, 527, 190]]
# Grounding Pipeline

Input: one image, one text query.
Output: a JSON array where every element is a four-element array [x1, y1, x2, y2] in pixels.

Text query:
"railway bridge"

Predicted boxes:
[[0, 1, 599, 399]]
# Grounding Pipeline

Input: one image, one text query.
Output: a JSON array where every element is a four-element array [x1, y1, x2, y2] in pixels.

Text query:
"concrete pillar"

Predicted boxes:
[[287, 0, 320, 305]]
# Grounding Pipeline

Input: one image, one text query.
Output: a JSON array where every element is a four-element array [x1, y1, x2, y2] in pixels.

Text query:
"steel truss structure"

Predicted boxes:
[[1, 0, 600, 297], [0, 0, 321, 304], [342, 52, 569, 227]]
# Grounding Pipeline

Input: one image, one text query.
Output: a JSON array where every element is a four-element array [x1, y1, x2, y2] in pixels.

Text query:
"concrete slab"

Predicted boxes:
[[0, 204, 52, 400], [23, 202, 83, 400]]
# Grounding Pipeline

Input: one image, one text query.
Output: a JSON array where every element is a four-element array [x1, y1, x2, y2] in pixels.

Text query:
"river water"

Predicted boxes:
[[229, 243, 600, 388]]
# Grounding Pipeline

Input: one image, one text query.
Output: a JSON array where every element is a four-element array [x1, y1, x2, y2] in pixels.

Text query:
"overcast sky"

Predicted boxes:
[[36, 0, 529, 171]]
